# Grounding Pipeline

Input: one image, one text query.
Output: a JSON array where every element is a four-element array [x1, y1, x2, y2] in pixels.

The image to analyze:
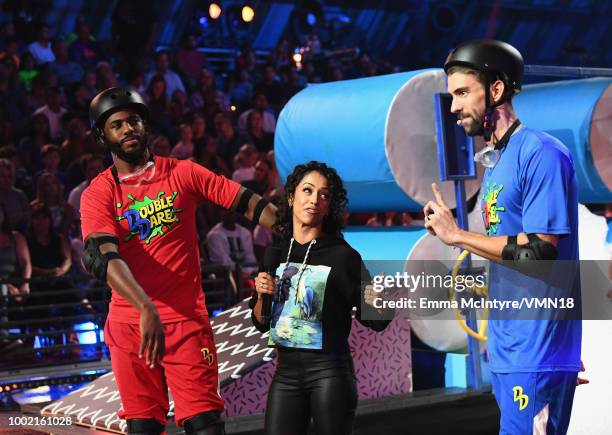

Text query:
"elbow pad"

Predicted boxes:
[[236, 188, 254, 215], [82, 236, 122, 281], [235, 188, 269, 225], [252, 197, 270, 225], [502, 234, 558, 261], [501, 234, 558, 278]]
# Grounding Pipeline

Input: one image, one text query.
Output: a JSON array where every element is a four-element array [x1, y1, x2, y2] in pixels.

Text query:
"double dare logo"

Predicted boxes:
[[116, 191, 182, 244], [513, 386, 529, 411], [482, 181, 505, 236]]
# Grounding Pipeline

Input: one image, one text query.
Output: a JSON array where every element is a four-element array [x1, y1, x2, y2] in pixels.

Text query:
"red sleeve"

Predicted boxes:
[[80, 176, 120, 240], [183, 160, 241, 208]]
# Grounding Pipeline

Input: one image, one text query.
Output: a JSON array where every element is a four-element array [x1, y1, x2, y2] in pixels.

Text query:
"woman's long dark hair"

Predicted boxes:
[[27, 203, 55, 240], [273, 161, 347, 239]]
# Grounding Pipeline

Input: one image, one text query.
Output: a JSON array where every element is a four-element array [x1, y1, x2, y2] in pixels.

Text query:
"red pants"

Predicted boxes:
[[105, 316, 224, 426]]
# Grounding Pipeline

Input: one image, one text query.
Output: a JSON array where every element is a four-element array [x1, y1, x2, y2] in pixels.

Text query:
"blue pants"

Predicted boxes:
[[491, 371, 577, 435]]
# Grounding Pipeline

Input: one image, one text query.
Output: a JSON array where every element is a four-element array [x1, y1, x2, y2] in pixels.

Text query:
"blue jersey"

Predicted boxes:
[[481, 126, 581, 373]]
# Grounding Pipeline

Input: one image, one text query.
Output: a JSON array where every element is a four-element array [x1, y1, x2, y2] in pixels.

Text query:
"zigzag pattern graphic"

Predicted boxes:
[[39, 301, 412, 431], [211, 300, 274, 380], [41, 373, 126, 431]]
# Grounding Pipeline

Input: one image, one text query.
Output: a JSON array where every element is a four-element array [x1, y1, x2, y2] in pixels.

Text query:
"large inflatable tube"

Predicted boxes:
[[516, 77, 612, 203], [276, 73, 611, 208], [275, 69, 484, 212]]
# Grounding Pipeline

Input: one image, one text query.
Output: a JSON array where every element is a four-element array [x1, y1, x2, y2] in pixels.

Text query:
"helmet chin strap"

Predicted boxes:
[[481, 107, 494, 142], [480, 79, 506, 143]]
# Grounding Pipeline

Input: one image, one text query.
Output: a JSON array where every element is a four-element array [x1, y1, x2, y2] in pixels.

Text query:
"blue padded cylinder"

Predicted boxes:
[[516, 77, 612, 203], [274, 69, 483, 211]]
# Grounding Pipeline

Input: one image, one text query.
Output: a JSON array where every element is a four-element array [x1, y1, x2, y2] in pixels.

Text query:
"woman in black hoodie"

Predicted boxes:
[[251, 161, 393, 435]]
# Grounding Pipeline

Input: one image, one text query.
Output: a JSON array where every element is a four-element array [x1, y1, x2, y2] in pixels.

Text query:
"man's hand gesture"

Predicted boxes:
[[424, 183, 461, 247]]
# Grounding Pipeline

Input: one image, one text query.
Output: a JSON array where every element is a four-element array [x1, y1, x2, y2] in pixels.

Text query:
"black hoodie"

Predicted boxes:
[[250, 235, 393, 354]]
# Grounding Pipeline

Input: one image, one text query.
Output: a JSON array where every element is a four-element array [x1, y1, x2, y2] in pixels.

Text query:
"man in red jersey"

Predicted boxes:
[[81, 87, 277, 435]]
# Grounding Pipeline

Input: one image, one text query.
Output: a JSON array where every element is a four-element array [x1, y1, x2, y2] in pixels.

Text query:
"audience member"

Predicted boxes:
[[0, 146, 34, 200], [61, 117, 88, 172], [0, 37, 20, 69], [243, 158, 273, 197], [170, 123, 194, 160], [192, 112, 208, 149], [206, 209, 257, 276], [0, 159, 30, 233], [18, 113, 51, 174], [17, 52, 38, 91], [32, 86, 67, 141], [31, 171, 75, 236], [0, 204, 31, 342], [27, 203, 72, 279], [231, 144, 258, 182], [189, 67, 230, 115], [36, 144, 67, 189], [28, 24, 55, 65], [214, 112, 252, 169], [254, 64, 284, 111], [68, 22, 103, 70], [229, 69, 253, 113], [175, 32, 207, 89], [67, 153, 105, 221], [145, 50, 186, 99], [48, 39, 84, 87], [150, 135, 172, 157], [192, 136, 230, 177], [238, 92, 276, 133], [245, 110, 274, 152]]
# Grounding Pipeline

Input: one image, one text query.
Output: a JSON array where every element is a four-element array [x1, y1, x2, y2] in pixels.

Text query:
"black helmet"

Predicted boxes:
[[444, 39, 524, 95], [89, 87, 149, 130]]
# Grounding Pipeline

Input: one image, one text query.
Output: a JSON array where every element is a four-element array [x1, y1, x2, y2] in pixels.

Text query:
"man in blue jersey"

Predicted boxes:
[[424, 39, 583, 434]]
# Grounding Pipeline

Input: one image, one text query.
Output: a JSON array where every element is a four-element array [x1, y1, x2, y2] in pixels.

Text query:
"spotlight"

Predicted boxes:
[[306, 12, 317, 26], [292, 48, 304, 70], [225, 3, 255, 37], [241, 4, 255, 23], [209, 2, 222, 20]]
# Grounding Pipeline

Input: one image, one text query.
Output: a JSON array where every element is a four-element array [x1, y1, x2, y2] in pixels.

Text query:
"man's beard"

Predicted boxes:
[[460, 114, 485, 137], [107, 133, 149, 164]]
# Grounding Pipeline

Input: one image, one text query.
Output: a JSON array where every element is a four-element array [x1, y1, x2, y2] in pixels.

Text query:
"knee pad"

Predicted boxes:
[[183, 411, 225, 435], [127, 418, 165, 435]]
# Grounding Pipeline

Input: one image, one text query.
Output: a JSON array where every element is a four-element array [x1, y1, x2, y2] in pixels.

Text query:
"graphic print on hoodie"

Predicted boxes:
[[268, 262, 331, 350]]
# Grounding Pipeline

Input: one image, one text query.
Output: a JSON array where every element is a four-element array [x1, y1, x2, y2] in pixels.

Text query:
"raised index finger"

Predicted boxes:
[[431, 183, 448, 208]]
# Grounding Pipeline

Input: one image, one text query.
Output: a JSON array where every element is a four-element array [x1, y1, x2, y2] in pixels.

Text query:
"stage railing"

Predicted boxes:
[[0, 275, 110, 373], [0, 265, 238, 393]]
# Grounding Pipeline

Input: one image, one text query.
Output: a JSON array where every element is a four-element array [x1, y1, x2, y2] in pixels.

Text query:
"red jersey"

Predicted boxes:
[[81, 156, 240, 323]]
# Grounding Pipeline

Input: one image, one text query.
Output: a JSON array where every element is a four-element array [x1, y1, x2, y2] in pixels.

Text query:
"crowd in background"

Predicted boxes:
[[2, 14, 612, 356], [0, 17, 421, 301]]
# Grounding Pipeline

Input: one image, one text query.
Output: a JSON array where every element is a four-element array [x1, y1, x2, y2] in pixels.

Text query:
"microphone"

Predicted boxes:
[[456, 119, 462, 126], [261, 246, 282, 325]]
